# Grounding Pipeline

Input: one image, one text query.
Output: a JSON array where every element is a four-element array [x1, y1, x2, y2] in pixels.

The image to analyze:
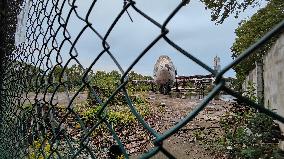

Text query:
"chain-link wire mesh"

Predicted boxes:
[[0, 0, 284, 158]]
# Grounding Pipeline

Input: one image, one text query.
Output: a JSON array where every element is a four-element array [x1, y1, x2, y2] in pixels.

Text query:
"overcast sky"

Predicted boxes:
[[29, 0, 266, 77]]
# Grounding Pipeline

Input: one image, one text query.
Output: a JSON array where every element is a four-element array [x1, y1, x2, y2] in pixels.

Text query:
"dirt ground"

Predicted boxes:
[[26, 91, 232, 158], [130, 92, 231, 159]]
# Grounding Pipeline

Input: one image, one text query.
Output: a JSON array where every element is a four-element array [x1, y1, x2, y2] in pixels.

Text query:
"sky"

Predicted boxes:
[[20, 0, 267, 77]]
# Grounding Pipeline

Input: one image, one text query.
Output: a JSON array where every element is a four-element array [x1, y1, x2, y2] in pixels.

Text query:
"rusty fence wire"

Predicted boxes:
[[0, 0, 284, 158]]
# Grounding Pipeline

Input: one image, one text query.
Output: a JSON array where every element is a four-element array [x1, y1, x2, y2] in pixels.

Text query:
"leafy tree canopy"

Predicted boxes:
[[201, 0, 269, 23], [230, 0, 284, 86]]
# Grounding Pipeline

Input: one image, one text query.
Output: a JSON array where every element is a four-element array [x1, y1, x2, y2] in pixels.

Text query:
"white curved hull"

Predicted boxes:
[[153, 55, 176, 94]]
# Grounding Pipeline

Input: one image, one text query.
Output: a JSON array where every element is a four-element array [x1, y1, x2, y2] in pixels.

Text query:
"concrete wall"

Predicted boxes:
[[263, 33, 284, 149], [243, 32, 284, 149], [263, 33, 284, 111], [242, 67, 256, 92], [242, 32, 284, 107], [242, 61, 263, 103]]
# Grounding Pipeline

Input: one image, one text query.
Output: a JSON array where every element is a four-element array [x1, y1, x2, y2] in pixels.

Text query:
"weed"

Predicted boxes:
[[28, 139, 51, 159], [216, 81, 282, 158]]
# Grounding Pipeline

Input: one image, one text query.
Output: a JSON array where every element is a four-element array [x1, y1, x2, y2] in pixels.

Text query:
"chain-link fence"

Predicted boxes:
[[0, 0, 284, 158]]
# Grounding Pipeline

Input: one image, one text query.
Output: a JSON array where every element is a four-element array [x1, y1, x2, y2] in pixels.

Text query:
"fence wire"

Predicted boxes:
[[0, 0, 284, 158]]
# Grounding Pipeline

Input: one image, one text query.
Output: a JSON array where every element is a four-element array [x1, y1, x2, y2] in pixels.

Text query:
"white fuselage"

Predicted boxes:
[[153, 55, 176, 86]]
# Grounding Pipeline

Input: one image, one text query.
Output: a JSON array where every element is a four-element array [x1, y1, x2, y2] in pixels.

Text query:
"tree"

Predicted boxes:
[[200, 0, 270, 24], [66, 64, 84, 90], [231, 0, 284, 85]]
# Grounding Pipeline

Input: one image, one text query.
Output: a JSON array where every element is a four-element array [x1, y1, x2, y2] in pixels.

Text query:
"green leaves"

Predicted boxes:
[[219, 100, 281, 158], [201, 0, 264, 24], [81, 70, 152, 128], [47, 64, 85, 92], [231, 0, 284, 85]]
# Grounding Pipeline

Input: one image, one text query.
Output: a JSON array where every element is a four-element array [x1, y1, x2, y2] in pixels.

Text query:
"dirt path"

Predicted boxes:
[[134, 92, 230, 159]]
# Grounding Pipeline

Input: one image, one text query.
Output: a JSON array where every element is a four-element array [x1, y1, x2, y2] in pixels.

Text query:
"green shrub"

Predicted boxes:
[[28, 139, 51, 159]]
